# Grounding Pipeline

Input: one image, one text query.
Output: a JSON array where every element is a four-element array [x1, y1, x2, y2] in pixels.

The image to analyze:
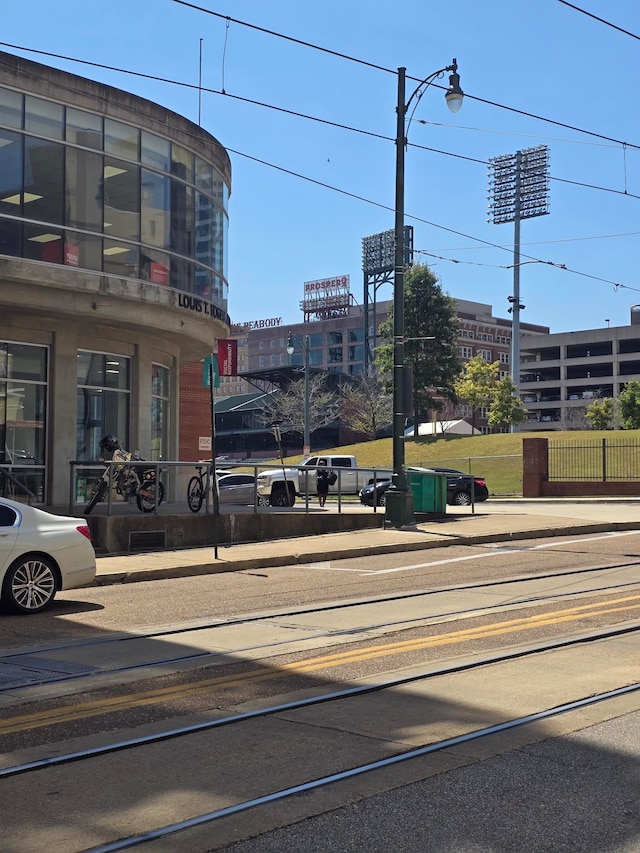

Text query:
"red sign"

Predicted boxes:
[[149, 262, 168, 285], [65, 243, 80, 267], [217, 339, 238, 376]]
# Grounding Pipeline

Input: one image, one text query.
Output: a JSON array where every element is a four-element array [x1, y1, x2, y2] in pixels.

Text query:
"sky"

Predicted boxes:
[[4, 1, 640, 334]]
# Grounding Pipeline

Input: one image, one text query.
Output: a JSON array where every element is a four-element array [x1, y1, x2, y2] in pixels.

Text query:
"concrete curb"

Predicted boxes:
[[93, 520, 640, 586]]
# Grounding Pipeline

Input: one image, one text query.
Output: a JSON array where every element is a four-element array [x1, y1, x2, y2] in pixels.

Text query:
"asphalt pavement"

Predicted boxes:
[[94, 498, 640, 585]]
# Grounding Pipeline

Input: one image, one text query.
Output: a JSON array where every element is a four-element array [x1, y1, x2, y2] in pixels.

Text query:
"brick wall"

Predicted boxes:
[[179, 361, 210, 461]]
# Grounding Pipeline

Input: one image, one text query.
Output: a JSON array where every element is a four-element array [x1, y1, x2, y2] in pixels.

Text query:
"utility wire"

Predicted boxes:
[[556, 0, 640, 40]]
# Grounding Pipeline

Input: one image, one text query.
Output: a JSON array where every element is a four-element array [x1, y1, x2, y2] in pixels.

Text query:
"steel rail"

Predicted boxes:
[[0, 569, 640, 693], [85, 680, 640, 853], [1, 621, 638, 781]]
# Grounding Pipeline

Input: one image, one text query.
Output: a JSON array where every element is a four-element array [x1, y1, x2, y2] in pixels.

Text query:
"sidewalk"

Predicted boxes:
[[94, 499, 640, 586]]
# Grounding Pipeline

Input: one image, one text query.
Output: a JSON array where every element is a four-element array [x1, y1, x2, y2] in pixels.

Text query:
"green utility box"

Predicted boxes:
[[408, 468, 447, 513]]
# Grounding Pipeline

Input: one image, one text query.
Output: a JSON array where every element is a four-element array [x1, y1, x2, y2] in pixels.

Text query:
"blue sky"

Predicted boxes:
[[5, 0, 640, 333]]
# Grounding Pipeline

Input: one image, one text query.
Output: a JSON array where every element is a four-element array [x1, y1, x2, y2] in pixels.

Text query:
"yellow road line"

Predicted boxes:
[[1, 593, 638, 735]]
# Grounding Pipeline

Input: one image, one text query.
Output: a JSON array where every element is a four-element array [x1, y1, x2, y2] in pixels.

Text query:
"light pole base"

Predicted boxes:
[[384, 489, 415, 528]]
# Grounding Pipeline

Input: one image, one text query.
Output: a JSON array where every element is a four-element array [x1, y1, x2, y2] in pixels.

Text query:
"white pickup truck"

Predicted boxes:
[[256, 454, 392, 507]]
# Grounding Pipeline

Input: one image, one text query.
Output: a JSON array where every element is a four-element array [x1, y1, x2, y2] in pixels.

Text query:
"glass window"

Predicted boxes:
[[308, 333, 323, 348], [24, 136, 64, 225], [170, 256, 192, 292], [349, 345, 364, 362], [3, 343, 47, 381], [66, 147, 103, 231], [65, 232, 102, 271], [328, 347, 342, 363], [171, 180, 193, 257], [24, 96, 63, 139], [195, 156, 213, 192], [65, 108, 103, 149], [140, 247, 169, 285], [104, 119, 139, 160], [0, 88, 23, 128], [309, 350, 323, 366], [0, 217, 21, 257], [76, 351, 130, 461], [151, 364, 170, 461], [103, 240, 138, 278], [194, 264, 213, 299], [0, 130, 23, 217], [104, 158, 140, 240], [141, 131, 170, 172], [349, 328, 364, 342], [23, 224, 63, 264], [171, 143, 193, 182], [0, 342, 47, 498], [327, 331, 342, 345], [195, 191, 213, 268], [141, 169, 170, 248]]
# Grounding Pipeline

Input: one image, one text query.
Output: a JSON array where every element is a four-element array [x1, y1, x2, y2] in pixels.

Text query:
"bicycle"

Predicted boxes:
[[187, 462, 215, 513]]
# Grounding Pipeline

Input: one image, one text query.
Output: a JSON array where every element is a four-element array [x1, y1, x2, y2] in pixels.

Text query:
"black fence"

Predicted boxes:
[[548, 438, 640, 482]]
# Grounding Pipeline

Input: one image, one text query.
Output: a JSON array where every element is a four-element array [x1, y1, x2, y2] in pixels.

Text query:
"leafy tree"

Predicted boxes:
[[260, 375, 339, 449], [454, 355, 499, 430], [487, 375, 529, 430], [585, 397, 614, 430], [617, 380, 640, 429], [339, 374, 393, 440], [376, 264, 461, 433]]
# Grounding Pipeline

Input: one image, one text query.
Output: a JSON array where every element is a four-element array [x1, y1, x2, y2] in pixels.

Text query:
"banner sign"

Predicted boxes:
[[202, 353, 220, 388], [217, 339, 238, 377]]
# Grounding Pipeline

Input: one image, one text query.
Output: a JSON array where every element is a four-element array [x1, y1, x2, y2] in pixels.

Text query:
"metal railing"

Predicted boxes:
[[68, 458, 392, 516], [548, 438, 640, 482]]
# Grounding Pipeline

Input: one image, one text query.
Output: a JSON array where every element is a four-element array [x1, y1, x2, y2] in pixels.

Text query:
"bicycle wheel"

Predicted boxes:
[[137, 480, 165, 513], [187, 476, 204, 513], [84, 480, 108, 515]]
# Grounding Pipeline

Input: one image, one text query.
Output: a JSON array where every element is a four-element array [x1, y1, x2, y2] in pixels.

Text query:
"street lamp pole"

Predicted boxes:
[[385, 60, 463, 529], [287, 332, 311, 455]]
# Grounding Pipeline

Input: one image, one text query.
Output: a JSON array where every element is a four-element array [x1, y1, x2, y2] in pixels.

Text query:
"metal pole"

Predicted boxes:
[[510, 151, 522, 434], [385, 67, 414, 528], [304, 335, 310, 455]]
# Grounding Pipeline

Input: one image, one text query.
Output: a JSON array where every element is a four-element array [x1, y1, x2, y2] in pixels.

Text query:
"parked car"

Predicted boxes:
[[0, 497, 96, 614], [359, 467, 489, 508], [216, 473, 258, 506]]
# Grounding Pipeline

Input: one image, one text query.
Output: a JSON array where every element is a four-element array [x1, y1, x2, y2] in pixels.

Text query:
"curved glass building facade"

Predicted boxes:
[[0, 52, 231, 505]]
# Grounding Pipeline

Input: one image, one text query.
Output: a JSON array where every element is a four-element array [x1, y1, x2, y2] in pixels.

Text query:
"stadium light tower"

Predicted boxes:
[[488, 145, 550, 430]]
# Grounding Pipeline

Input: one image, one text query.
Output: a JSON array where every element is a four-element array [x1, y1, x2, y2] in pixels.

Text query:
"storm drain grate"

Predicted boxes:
[[128, 530, 166, 552], [0, 656, 97, 689]]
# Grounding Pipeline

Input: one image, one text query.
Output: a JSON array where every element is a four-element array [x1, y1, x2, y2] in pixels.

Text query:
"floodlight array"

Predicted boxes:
[[487, 145, 550, 224], [361, 226, 413, 274]]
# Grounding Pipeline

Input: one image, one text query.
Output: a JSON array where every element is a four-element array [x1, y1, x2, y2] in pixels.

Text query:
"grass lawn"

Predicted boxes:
[[282, 430, 640, 497]]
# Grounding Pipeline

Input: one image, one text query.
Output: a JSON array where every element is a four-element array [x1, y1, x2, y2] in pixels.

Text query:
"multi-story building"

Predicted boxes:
[[0, 52, 231, 504], [179, 297, 549, 458], [520, 307, 640, 428]]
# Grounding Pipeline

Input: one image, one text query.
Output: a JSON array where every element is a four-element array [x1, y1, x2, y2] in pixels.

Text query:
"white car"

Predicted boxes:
[[0, 498, 96, 615]]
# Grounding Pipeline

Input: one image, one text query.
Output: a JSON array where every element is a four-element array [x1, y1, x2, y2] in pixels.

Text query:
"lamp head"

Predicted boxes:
[[444, 59, 464, 114], [286, 332, 295, 356]]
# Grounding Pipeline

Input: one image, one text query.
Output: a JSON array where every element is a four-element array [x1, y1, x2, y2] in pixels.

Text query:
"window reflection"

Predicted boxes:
[[66, 108, 103, 149], [23, 224, 63, 264], [66, 147, 103, 231], [141, 169, 170, 248], [105, 119, 139, 160], [104, 158, 140, 240], [24, 96, 63, 139], [0, 89, 22, 128], [24, 136, 64, 225]]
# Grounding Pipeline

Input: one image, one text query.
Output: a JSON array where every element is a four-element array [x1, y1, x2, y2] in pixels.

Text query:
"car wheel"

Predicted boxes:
[[257, 495, 269, 507], [2, 555, 58, 614], [270, 488, 290, 507], [377, 492, 387, 507], [452, 490, 472, 506]]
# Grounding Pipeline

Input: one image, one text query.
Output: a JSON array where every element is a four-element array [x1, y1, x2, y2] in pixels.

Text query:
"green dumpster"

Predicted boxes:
[[407, 467, 447, 513]]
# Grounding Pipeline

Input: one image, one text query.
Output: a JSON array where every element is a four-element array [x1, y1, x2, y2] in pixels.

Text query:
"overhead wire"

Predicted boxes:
[[1, 14, 639, 296]]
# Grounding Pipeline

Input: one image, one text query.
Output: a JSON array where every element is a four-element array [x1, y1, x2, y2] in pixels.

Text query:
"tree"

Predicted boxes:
[[376, 264, 461, 433], [617, 380, 640, 429], [487, 375, 529, 430], [339, 374, 393, 440], [585, 397, 614, 430], [454, 355, 499, 430], [260, 375, 339, 449]]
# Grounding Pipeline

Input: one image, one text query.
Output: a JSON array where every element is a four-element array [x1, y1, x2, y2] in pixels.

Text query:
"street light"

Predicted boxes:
[[287, 332, 311, 455], [386, 59, 464, 529]]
